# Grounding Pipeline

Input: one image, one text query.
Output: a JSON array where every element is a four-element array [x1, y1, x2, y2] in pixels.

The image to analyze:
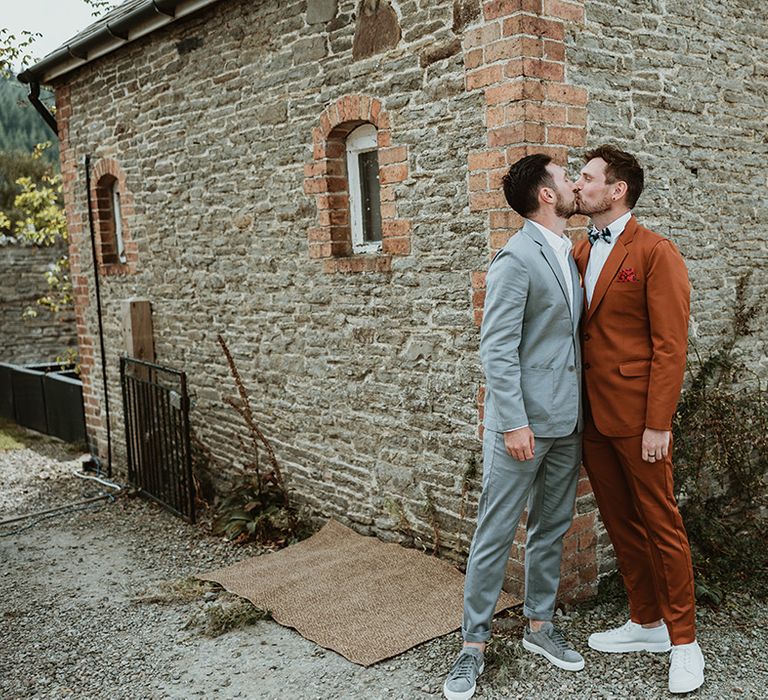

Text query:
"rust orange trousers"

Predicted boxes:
[[583, 417, 696, 645]]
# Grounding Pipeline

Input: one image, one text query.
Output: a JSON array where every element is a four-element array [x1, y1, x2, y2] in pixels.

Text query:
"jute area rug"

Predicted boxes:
[[198, 519, 519, 666]]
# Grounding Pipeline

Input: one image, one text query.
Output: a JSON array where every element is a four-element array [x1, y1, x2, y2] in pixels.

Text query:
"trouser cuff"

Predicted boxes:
[[462, 628, 490, 644], [523, 605, 553, 621]]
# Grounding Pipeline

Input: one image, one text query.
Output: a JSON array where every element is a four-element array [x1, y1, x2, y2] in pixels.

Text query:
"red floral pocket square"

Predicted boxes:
[[617, 267, 639, 283]]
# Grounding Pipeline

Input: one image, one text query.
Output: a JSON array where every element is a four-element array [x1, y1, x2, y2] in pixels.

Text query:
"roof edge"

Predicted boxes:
[[18, 0, 223, 85]]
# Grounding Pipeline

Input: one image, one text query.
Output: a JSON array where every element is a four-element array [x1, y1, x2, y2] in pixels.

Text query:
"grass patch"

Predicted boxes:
[[0, 419, 26, 451], [132, 576, 222, 605], [134, 576, 271, 638], [187, 596, 271, 637]]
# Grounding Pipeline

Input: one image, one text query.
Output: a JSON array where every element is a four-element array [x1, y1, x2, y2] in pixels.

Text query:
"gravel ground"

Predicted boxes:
[[1, 426, 767, 699]]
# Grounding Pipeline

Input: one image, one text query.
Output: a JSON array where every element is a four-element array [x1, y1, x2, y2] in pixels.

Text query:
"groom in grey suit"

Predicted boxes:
[[444, 154, 585, 700]]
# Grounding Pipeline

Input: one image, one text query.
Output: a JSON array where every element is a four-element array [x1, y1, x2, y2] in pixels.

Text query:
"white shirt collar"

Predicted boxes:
[[528, 219, 572, 254], [601, 211, 633, 241]]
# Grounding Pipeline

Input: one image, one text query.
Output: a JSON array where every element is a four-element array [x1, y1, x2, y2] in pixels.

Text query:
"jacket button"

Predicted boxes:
[[584, 333, 591, 341], [568, 365, 575, 372], [584, 363, 591, 370]]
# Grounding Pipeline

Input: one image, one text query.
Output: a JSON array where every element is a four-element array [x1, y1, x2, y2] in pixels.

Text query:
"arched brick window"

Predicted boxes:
[[90, 158, 137, 275], [304, 94, 411, 273]]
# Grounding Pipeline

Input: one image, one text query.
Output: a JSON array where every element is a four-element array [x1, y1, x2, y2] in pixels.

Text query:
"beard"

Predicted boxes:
[[575, 191, 613, 216], [555, 190, 578, 218]]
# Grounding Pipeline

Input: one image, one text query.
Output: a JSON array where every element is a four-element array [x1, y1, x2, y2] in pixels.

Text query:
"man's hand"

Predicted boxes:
[[642, 428, 670, 463], [503, 426, 535, 461]]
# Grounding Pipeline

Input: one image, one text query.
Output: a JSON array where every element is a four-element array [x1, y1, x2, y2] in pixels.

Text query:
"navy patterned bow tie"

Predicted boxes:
[[588, 225, 612, 245]]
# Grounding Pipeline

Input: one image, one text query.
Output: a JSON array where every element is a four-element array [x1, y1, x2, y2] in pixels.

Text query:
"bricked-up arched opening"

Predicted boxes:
[[305, 94, 411, 274], [90, 158, 137, 275]]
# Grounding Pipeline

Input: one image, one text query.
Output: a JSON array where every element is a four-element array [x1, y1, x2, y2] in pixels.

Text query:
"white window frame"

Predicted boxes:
[[345, 123, 382, 255], [111, 180, 127, 264]]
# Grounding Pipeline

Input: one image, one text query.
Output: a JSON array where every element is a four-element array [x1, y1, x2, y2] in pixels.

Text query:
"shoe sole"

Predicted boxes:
[[669, 661, 705, 694], [669, 674, 704, 694], [588, 638, 671, 653], [521, 638, 585, 672], [442, 662, 484, 700]]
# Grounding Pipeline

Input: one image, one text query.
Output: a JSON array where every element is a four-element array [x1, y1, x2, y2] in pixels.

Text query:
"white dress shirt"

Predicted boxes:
[[584, 211, 633, 306], [529, 220, 575, 316]]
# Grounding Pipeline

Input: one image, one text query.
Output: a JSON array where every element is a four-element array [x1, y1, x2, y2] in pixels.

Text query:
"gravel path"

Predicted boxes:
[[1, 427, 766, 699]]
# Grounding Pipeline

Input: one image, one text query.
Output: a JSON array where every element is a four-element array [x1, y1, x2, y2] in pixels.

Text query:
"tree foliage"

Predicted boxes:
[[0, 146, 55, 230], [0, 143, 71, 318]]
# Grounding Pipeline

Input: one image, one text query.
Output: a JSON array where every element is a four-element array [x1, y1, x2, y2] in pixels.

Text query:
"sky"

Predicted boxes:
[[3, 0, 120, 70]]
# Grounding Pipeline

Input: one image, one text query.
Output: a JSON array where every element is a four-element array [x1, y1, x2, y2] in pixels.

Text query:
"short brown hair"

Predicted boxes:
[[583, 144, 644, 208], [502, 154, 554, 217]]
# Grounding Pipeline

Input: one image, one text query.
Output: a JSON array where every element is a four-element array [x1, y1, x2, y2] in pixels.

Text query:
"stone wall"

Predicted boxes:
[[569, 0, 767, 370], [55, 0, 601, 602], [0, 238, 77, 365], [566, 0, 768, 571], [52, 0, 768, 604]]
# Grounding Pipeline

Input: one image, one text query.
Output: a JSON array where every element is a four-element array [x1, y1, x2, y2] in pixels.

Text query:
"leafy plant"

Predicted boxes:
[[212, 472, 300, 545], [459, 455, 478, 521], [211, 334, 308, 546], [673, 271, 768, 599]]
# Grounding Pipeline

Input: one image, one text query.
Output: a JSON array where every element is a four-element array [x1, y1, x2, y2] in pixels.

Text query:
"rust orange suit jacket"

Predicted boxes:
[[573, 215, 690, 437]]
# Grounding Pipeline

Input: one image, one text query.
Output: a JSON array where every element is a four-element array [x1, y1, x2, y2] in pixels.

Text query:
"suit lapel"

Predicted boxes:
[[522, 222, 572, 314], [586, 215, 638, 322], [568, 254, 581, 331]]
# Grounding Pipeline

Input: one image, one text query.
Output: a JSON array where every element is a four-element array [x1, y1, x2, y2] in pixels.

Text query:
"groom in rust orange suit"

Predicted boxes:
[[572, 145, 705, 694]]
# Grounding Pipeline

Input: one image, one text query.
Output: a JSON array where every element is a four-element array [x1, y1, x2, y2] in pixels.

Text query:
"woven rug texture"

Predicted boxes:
[[198, 519, 518, 666]]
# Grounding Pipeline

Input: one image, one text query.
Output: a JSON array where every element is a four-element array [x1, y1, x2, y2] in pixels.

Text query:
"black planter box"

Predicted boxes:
[[1, 362, 86, 443], [0, 363, 14, 420], [11, 366, 48, 434], [44, 371, 86, 443]]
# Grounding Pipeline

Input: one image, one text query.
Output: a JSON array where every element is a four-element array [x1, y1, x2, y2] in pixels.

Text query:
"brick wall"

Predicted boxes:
[[460, 0, 597, 600]]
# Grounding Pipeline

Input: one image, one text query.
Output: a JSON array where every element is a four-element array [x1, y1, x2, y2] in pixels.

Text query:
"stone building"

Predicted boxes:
[[18, 0, 767, 603]]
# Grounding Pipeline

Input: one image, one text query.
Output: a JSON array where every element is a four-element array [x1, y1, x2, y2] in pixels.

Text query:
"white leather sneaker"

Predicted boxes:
[[588, 620, 671, 653], [669, 640, 705, 693]]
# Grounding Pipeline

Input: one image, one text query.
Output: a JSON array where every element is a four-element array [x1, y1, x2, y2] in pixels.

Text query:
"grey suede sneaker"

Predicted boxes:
[[443, 646, 485, 700], [522, 622, 585, 671]]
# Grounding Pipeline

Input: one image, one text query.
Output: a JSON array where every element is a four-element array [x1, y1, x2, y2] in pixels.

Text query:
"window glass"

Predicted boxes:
[[358, 150, 382, 243], [111, 181, 127, 264]]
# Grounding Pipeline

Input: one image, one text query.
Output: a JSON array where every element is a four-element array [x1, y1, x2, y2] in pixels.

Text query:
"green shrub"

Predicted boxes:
[[674, 272, 768, 600]]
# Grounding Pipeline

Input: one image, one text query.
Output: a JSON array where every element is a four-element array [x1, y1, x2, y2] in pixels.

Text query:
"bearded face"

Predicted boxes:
[[555, 186, 578, 218], [574, 158, 617, 217]]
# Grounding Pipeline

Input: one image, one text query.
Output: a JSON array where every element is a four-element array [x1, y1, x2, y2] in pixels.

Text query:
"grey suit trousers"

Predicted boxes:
[[462, 428, 581, 643]]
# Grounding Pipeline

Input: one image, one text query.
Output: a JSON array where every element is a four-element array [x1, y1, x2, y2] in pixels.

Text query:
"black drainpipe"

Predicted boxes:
[[26, 81, 58, 135], [84, 154, 113, 477]]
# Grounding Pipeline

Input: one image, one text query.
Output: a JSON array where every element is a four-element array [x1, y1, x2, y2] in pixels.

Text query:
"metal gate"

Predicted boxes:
[[120, 357, 195, 522]]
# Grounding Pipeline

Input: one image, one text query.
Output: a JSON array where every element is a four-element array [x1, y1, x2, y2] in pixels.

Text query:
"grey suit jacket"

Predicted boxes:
[[480, 220, 583, 438]]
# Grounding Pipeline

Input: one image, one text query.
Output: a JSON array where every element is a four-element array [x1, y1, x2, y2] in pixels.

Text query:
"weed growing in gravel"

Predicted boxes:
[[186, 596, 272, 638], [132, 576, 222, 605], [484, 635, 523, 686], [483, 608, 526, 684]]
